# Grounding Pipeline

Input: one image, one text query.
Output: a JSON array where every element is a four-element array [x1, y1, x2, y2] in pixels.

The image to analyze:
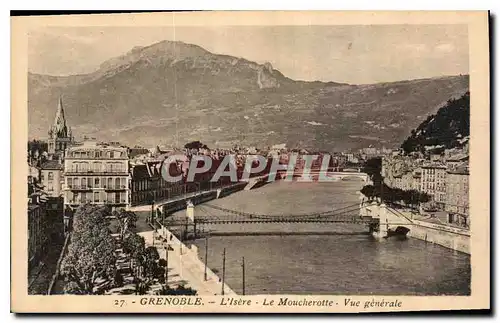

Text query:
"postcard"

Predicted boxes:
[[11, 10, 490, 313]]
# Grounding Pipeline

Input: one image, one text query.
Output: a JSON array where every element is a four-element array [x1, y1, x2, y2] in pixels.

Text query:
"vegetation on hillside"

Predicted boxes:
[[401, 92, 470, 154]]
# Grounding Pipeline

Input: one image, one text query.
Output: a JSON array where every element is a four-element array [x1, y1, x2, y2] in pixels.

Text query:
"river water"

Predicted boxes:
[[171, 181, 471, 295]]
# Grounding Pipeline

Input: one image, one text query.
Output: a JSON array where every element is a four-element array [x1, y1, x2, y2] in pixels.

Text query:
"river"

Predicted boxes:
[[171, 180, 471, 295]]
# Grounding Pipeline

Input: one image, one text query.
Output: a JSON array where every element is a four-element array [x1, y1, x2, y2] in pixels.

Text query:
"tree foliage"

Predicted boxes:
[[113, 209, 138, 241], [361, 184, 431, 206], [123, 233, 146, 262], [157, 284, 197, 295], [184, 141, 208, 150], [60, 204, 116, 294], [362, 157, 383, 185], [28, 139, 48, 155]]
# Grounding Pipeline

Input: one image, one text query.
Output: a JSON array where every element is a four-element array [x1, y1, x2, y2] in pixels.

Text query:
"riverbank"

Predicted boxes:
[[141, 228, 236, 295], [360, 200, 470, 254]]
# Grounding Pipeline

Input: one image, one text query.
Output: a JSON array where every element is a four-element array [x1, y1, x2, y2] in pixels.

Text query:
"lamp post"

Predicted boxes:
[[164, 240, 169, 287], [204, 236, 208, 281]]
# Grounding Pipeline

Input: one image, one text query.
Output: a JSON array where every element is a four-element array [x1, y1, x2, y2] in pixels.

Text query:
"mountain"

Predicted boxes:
[[401, 92, 470, 154], [28, 40, 470, 151]]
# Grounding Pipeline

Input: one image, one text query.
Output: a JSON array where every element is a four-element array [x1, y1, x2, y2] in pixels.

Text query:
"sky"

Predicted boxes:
[[28, 25, 469, 84]]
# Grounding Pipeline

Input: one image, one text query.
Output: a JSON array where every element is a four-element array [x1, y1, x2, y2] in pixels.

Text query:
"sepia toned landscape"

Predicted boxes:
[[13, 12, 489, 313]]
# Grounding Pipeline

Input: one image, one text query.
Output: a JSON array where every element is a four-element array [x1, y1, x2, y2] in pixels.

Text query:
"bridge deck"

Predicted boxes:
[[164, 218, 378, 225]]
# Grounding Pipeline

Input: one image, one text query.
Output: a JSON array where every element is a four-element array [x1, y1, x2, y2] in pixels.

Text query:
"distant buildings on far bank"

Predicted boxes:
[[381, 138, 470, 229]]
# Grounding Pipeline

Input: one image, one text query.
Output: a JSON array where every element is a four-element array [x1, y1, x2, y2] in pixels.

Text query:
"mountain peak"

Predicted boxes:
[[99, 39, 210, 73]]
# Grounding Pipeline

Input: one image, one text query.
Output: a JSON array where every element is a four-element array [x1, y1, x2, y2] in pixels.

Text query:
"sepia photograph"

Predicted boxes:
[[11, 11, 490, 313]]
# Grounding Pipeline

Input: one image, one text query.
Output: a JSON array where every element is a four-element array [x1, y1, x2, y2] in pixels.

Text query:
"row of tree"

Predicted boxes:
[[361, 157, 431, 207], [60, 204, 197, 295], [61, 205, 116, 294], [360, 184, 431, 208]]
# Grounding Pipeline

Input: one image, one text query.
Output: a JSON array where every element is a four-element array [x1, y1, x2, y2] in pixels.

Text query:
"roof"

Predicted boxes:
[[448, 162, 469, 175], [421, 163, 447, 169], [446, 154, 469, 162], [40, 160, 63, 170], [129, 148, 150, 158]]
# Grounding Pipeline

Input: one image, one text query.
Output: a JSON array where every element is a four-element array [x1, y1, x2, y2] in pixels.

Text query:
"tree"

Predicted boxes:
[[113, 209, 138, 241], [60, 205, 116, 294], [362, 157, 383, 185], [140, 246, 160, 282], [184, 141, 208, 150], [123, 233, 146, 262], [157, 284, 197, 295]]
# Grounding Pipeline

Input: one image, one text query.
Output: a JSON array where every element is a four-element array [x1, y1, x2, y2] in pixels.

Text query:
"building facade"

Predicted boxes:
[[40, 160, 64, 197], [130, 161, 190, 206], [63, 141, 130, 210], [445, 162, 469, 227], [28, 198, 47, 271], [420, 163, 447, 209]]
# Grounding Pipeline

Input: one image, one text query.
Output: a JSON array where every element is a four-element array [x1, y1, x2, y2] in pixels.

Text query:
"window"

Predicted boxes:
[[94, 178, 100, 188], [94, 192, 100, 203], [110, 151, 115, 159], [115, 192, 120, 203], [48, 172, 54, 180], [95, 151, 101, 158], [93, 162, 101, 172], [120, 191, 126, 203], [81, 177, 87, 189], [115, 178, 120, 188], [121, 177, 127, 188], [87, 178, 93, 189], [107, 177, 113, 189], [67, 178, 73, 188], [74, 178, 79, 188]]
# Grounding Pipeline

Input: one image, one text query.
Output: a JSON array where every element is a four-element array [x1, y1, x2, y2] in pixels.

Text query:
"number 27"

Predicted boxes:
[[114, 300, 126, 307]]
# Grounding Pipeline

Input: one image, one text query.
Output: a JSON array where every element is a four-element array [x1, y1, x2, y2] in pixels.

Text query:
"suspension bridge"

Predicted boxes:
[[160, 202, 379, 227]]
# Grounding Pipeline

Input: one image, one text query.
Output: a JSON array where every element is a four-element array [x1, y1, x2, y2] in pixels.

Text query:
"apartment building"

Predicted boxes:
[[445, 162, 469, 227], [39, 160, 64, 197], [63, 141, 130, 210], [420, 163, 447, 210]]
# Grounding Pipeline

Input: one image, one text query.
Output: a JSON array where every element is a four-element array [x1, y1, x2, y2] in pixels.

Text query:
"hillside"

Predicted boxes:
[[400, 92, 470, 154], [28, 40, 470, 151]]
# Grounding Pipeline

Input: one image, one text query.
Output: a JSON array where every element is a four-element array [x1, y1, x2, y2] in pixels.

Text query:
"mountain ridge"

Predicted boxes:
[[28, 40, 470, 151]]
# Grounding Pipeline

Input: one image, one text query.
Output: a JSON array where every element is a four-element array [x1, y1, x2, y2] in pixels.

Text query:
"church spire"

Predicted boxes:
[[51, 96, 68, 138]]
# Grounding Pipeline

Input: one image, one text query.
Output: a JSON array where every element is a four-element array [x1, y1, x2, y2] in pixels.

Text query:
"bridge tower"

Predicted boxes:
[[184, 200, 197, 239], [378, 204, 389, 238]]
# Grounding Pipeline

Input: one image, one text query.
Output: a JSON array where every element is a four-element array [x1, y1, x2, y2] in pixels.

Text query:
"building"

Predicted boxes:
[[40, 160, 64, 197], [445, 162, 469, 227], [47, 97, 74, 159], [63, 141, 130, 210], [420, 163, 447, 210], [28, 197, 47, 271], [446, 153, 469, 170], [130, 161, 188, 206]]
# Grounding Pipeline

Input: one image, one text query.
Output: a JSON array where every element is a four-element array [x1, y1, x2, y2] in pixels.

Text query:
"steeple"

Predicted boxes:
[[47, 96, 73, 157]]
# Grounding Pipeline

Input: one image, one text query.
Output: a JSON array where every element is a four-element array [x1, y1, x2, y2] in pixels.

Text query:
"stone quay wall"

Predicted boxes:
[[360, 197, 470, 254]]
